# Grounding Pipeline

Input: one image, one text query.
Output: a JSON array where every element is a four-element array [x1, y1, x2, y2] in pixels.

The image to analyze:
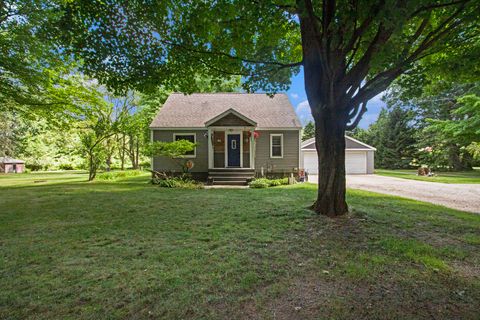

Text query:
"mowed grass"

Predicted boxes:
[[376, 168, 480, 184], [0, 172, 479, 319]]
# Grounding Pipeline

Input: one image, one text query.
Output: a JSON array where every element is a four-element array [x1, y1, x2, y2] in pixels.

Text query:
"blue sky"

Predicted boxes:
[[286, 68, 386, 129]]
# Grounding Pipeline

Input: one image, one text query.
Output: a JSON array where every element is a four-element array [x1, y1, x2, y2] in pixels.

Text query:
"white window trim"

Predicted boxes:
[[270, 133, 284, 159], [173, 133, 197, 158]]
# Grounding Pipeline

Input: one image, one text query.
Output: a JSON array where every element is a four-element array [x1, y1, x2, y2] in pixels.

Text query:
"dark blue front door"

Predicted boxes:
[[227, 134, 241, 167]]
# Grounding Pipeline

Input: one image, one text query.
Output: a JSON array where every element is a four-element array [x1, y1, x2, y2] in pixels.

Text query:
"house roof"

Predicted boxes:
[[302, 136, 376, 151], [150, 93, 302, 129], [0, 157, 25, 164]]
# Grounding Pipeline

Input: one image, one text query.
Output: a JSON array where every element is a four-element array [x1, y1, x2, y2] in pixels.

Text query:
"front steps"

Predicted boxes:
[[208, 168, 255, 186]]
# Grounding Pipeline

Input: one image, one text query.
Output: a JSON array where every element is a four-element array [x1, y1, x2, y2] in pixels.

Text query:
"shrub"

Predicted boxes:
[[249, 177, 291, 188], [59, 163, 75, 170], [97, 170, 143, 181], [269, 177, 289, 186], [249, 178, 270, 188], [156, 176, 203, 189]]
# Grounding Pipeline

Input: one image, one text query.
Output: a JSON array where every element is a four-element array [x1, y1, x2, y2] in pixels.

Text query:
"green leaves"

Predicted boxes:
[[144, 140, 196, 159]]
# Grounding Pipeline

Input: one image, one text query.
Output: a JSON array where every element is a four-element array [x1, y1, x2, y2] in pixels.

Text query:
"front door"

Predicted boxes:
[[227, 134, 241, 167]]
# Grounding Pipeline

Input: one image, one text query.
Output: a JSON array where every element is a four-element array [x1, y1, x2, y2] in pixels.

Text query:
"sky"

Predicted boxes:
[[285, 68, 386, 129]]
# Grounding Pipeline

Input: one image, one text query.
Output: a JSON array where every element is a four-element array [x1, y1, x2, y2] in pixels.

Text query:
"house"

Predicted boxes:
[[0, 157, 26, 174], [301, 136, 376, 175], [150, 93, 302, 185]]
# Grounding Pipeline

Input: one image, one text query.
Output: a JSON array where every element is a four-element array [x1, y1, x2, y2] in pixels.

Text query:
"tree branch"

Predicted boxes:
[[346, 102, 367, 130], [161, 38, 303, 68], [410, 0, 470, 17], [342, 1, 385, 55]]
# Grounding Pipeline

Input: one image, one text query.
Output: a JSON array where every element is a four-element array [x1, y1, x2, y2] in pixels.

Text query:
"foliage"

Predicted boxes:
[[0, 0, 103, 119], [96, 170, 144, 181], [249, 177, 290, 188], [145, 140, 196, 159], [351, 107, 417, 169], [386, 81, 479, 170], [248, 179, 270, 189], [77, 87, 120, 181], [155, 175, 204, 189], [467, 142, 480, 161], [302, 121, 315, 141], [427, 94, 480, 146]]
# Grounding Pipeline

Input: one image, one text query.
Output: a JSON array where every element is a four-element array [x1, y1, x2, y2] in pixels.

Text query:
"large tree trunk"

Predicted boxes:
[[312, 109, 349, 216]]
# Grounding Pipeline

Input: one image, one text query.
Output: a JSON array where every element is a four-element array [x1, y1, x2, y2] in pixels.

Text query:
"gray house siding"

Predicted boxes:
[[152, 129, 301, 177], [254, 130, 300, 174], [152, 129, 209, 173]]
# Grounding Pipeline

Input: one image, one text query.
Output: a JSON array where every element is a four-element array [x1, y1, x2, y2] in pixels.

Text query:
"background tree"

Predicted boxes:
[[386, 79, 479, 170], [302, 121, 315, 141], [145, 140, 196, 173], [374, 107, 417, 169], [78, 102, 117, 181], [0, 1, 96, 119], [425, 94, 480, 167], [59, 0, 480, 216]]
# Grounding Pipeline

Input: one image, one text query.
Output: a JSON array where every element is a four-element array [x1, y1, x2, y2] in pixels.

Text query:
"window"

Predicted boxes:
[[270, 134, 283, 158], [173, 133, 196, 157]]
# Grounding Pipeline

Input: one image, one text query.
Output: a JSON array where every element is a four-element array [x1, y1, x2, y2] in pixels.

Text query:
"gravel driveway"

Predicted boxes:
[[309, 174, 480, 213]]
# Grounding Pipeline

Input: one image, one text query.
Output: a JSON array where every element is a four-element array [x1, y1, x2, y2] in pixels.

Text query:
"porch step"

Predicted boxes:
[[209, 168, 255, 173], [210, 176, 253, 181], [212, 180, 249, 186], [208, 169, 254, 186]]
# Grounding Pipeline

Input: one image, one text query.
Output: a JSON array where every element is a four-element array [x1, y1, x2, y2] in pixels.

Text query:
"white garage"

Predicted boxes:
[[301, 136, 376, 175]]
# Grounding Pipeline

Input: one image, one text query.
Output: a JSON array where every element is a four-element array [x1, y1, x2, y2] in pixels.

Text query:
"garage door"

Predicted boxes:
[[302, 151, 367, 175], [303, 151, 318, 174], [345, 151, 367, 174]]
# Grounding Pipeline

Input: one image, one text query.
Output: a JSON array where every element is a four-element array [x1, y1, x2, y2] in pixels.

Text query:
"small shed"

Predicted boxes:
[[0, 157, 26, 173]]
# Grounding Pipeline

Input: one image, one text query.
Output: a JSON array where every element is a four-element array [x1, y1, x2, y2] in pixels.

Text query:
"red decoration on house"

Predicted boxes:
[[253, 131, 260, 139]]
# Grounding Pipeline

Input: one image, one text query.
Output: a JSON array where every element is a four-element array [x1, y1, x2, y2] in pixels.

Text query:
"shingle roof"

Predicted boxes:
[[0, 157, 25, 164], [149, 93, 302, 129]]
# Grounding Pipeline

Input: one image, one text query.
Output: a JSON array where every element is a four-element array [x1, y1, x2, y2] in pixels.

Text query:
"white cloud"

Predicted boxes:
[[290, 93, 299, 99], [296, 100, 313, 125], [296, 100, 310, 113]]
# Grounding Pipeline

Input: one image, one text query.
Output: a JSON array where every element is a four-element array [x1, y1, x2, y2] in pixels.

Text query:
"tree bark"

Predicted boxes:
[[299, 1, 349, 216], [120, 134, 126, 170], [88, 152, 96, 181], [311, 109, 349, 216]]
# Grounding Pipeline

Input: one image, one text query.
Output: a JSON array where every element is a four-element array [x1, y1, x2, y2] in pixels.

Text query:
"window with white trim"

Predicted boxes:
[[270, 134, 283, 158], [173, 133, 196, 157]]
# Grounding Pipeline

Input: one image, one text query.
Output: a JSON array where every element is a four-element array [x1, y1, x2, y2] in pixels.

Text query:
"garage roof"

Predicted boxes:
[[302, 136, 376, 151]]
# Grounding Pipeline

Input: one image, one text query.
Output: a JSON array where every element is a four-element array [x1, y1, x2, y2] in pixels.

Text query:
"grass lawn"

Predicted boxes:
[[1, 172, 479, 319], [376, 168, 480, 184]]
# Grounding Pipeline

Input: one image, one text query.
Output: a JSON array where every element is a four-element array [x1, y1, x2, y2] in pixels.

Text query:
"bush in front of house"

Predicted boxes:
[[249, 177, 290, 188], [153, 174, 204, 189], [249, 178, 270, 188], [97, 170, 144, 181]]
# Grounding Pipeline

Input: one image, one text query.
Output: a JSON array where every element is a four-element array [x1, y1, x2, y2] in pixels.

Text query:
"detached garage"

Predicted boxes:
[[301, 136, 376, 175]]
